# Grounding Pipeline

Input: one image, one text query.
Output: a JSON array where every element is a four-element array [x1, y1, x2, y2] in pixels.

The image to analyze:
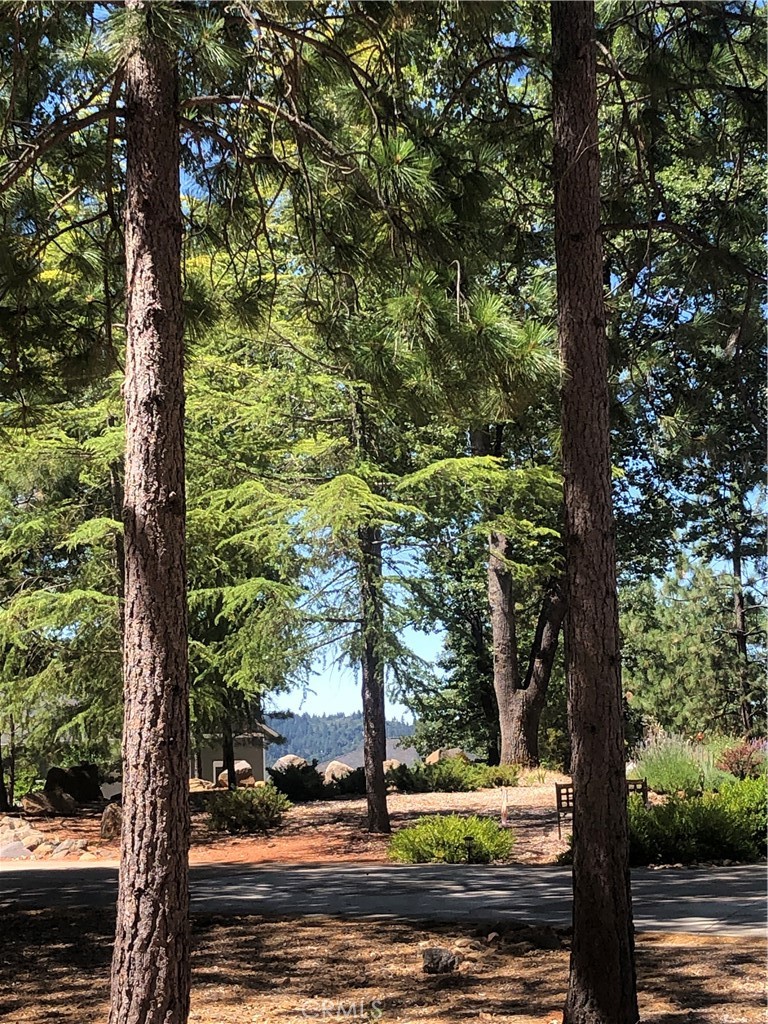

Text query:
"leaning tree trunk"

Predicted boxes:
[[109, 3, 190, 1023], [552, 3, 639, 1022], [507, 580, 568, 767], [359, 524, 390, 833]]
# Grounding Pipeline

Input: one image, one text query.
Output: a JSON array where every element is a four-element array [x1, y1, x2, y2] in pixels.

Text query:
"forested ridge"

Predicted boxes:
[[266, 712, 415, 765]]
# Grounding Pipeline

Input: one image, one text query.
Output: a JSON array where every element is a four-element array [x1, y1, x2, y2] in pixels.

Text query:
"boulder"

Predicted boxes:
[[0, 840, 33, 860], [189, 777, 215, 793], [425, 747, 470, 765], [23, 789, 77, 816], [44, 763, 101, 804], [323, 760, 353, 784], [271, 754, 309, 773], [216, 760, 255, 788], [100, 802, 123, 840], [383, 759, 403, 774], [422, 947, 461, 974]]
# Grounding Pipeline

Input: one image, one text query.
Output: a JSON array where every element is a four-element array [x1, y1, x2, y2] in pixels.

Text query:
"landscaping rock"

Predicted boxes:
[[383, 759, 402, 774], [216, 760, 255, 788], [271, 754, 309, 773], [34, 844, 55, 858], [189, 778, 215, 793], [0, 840, 33, 859], [44, 763, 101, 804], [23, 789, 77, 816], [425, 747, 469, 765], [422, 947, 461, 974], [323, 760, 353, 784], [101, 802, 123, 840]]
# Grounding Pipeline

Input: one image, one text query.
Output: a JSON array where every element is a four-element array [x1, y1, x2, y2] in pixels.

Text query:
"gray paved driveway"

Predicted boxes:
[[1, 862, 764, 936]]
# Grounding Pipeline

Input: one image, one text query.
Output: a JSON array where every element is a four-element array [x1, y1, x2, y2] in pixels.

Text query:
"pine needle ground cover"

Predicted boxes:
[[1, 910, 764, 1024]]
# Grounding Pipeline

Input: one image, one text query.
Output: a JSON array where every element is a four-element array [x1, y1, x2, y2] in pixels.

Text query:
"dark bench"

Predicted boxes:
[[555, 777, 649, 838]]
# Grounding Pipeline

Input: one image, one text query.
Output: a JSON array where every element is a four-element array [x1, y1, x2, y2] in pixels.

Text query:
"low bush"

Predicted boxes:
[[389, 814, 515, 864], [268, 761, 326, 802], [207, 786, 291, 834], [716, 740, 767, 781], [387, 758, 519, 794], [332, 767, 367, 797], [635, 734, 729, 796], [628, 791, 761, 865], [717, 775, 767, 853]]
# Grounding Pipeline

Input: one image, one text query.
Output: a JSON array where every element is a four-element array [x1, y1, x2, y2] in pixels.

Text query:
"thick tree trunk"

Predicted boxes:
[[732, 534, 753, 734], [8, 715, 15, 807], [552, 4, 639, 1022], [109, 3, 190, 1023], [360, 524, 390, 833], [0, 730, 9, 813], [468, 611, 501, 765], [507, 581, 568, 767], [487, 530, 520, 764]]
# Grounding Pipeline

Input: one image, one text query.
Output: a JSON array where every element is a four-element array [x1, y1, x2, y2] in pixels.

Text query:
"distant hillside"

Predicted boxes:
[[318, 738, 420, 771], [265, 711, 415, 766]]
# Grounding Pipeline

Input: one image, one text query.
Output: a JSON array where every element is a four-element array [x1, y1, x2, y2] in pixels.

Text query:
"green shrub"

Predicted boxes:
[[627, 793, 760, 865], [716, 740, 767, 781], [635, 734, 722, 795], [387, 758, 520, 794], [207, 786, 291, 834], [332, 766, 367, 797], [389, 814, 515, 864], [717, 776, 767, 853], [268, 761, 326, 802]]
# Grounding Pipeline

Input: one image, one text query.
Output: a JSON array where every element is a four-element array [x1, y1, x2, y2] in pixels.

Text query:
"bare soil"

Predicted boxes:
[[0, 909, 764, 1024], [22, 770, 572, 866]]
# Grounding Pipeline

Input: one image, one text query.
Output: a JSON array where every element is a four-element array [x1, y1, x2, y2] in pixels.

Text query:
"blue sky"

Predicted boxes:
[[278, 626, 444, 720]]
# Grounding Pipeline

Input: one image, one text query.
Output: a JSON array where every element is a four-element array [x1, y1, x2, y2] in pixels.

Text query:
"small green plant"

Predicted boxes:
[[268, 761, 326, 802], [207, 786, 291, 834], [716, 740, 767, 781], [389, 814, 515, 864]]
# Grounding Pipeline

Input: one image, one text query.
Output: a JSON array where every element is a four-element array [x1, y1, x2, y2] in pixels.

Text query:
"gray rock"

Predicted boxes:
[[23, 789, 77, 816], [323, 760, 353, 784], [422, 947, 461, 974], [424, 747, 469, 765], [216, 760, 256, 788], [101, 802, 122, 840], [271, 754, 309, 773], [0, 840, 33, 859]]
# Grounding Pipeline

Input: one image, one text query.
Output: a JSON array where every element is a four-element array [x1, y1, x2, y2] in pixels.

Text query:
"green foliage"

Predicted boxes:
[[388, 757, 519, 794], [627, 791, 762, 866], [207, 786, 291, 834], [636, 734, 731, 796], [389, 814, 514, 864], [332, 767, 367, 797], [268, 761, 326, 803], [716, 741, 767, 781], [717, 776, 767, 854]]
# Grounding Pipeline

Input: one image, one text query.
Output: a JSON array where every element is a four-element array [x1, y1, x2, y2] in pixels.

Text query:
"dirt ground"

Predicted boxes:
[[22, 770, 572, 866], [1, 909, 764, 1024]]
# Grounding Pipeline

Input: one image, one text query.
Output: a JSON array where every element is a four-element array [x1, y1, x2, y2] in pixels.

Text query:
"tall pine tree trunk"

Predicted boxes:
[[732, 532, 753, 734], [487, 529, 520, 764], [360, 523, 390, 833], [222, 713, 237, 790], [109, 3, 190, 1022], [0, 730, 8, 813], [551, 4, 639, 1022]]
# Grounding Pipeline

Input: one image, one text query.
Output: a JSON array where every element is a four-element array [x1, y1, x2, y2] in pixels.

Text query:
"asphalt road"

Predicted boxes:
[[1, 862, 765, 936]]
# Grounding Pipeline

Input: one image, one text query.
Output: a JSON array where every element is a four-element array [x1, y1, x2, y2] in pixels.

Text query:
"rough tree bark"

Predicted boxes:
[[222, 714, 237, 791], [0, 732, 9, 813], [732, 532, 753, 734], [360, 523, 391, 833], [108, 2, 191, 1023], [473, 426, 565, 766], [551, 3, 639, 1022]]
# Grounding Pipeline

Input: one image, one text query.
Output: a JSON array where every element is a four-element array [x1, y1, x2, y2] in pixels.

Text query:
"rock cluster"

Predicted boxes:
[[0, 815, 93, 861]]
